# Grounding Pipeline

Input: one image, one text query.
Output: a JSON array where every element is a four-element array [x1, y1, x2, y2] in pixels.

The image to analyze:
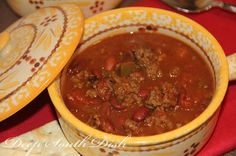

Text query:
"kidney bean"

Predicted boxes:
[[101, 120, 114, 133], [132, 106, 150, 122], [104, 56, 116, 71], [138, 89, 149, 99], [110, 98, 126, 110]]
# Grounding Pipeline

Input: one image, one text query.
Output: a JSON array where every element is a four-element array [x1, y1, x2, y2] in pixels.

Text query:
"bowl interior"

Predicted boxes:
[[48, 7, 228, 145]]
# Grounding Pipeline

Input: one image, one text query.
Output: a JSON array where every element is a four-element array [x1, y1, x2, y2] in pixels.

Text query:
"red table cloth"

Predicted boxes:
[[1, 0, 236, 155]]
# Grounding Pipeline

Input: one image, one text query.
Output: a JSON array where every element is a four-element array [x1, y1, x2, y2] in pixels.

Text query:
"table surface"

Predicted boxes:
[[0, 0, 235, 155]]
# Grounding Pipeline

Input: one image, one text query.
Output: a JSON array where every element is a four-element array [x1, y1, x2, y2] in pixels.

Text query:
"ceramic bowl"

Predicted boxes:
[[7, 0, 122, 18], [48, 7, 236, 156]]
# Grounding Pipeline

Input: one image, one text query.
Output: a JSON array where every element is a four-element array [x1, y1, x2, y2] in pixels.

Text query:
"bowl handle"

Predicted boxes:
[[227, 53, 236, 81]]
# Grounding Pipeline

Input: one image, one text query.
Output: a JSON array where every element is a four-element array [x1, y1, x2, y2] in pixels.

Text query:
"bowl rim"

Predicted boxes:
[[48, 7, 229, 146]]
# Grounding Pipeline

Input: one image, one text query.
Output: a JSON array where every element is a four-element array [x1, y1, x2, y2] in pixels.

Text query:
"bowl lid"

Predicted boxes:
[[0, 3, 84, 121]]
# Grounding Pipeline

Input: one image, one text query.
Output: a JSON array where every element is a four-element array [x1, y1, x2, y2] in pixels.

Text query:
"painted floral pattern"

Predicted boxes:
[[28, 0, 44, 9], [89, 0, 105, 14], [183, 142, 200, 156], [0, 8, 64, 103], [0, 4, 83, 121], [0, 26, 35, 73]]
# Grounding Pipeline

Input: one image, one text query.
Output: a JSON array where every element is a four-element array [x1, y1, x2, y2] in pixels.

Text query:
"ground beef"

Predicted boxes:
[[144, 111, 174, 130], [108, 72, 144, 107], [146, 64, 163, 80], [133, 47, 162, 80], [162, 82, 179, 107], [113, 74, 141, 101], [145, 82, 179, 109], [133, 47, 157, 66], [159, 115, 174, 130], [71, 70, 95, 89], [124, 119, 139, 134], [145, 86, 163, 109], [114, 80, 133, 101], [122, 93, 143, 107], [95, 79, 113, 100], [144, 115, 161, 127], [85, 89, 98, 98], [129, 72, 145, 84]]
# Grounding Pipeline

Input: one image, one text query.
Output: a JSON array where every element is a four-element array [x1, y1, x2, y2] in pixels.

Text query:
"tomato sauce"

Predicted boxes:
[[61, 32, 215, 136]]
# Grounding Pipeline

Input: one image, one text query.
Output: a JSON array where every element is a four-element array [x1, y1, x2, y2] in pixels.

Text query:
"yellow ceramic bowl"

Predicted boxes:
[[48, 7, 236, 156]]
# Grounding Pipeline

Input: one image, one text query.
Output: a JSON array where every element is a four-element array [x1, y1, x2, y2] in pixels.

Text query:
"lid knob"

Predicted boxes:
[[0, 32, 10, 51]]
